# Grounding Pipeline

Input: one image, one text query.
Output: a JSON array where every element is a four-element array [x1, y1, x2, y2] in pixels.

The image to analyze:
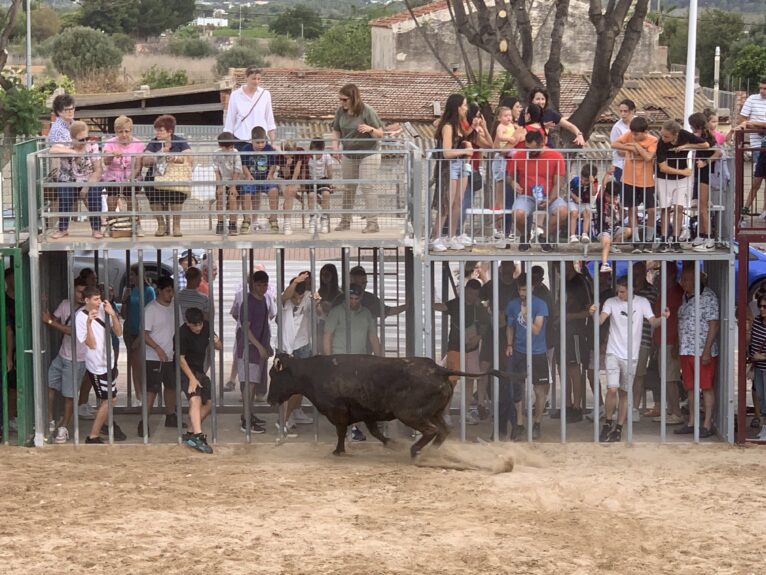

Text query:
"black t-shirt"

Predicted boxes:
[[565, 273, 592, 335], [444, 298, 490, 353], [179, 321, 210, 374], [656, 129, 705, 180], [480, 279, 518, 313]]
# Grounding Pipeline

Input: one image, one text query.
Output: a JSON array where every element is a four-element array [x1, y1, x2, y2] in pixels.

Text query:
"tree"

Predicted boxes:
[[30, 5, 60, 42], [305, 21, 371, 70], [110, 32, 136, 55], [215, 46, 268, 77], [728, 43, 766, 89], [168, 37, 217, 58], [270, 5, 323, 39], [695, 9, 745, 86], [75, 0, 195, 38], [445, 0, 650, 138], [51, 26, 122, 79], [269, 35, 301, 58]]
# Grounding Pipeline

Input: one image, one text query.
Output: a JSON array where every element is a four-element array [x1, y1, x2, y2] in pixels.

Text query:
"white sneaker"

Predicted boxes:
[[319, 217, 330, 234], [693, 238, 715, 252], [457, 233, 474, 246], [580, 234, 591, 244], [569, 234, 579, 244], [430, 238, 448, 252], [308, 216, 317, 235], [78, 404, 96, 420], [691, 236, 704, 248], [632, 408, 641, 422], [758, 211, 766, 221], [54, 426, 69, 444], [447, 237, 465, 250], [758, 425, 766, 441], [292, 409, 314, 425], [48, 419, 56, 434], [492, 230, 505, 240], [283, 222, 293, 235], [678, 226, 691, 242]]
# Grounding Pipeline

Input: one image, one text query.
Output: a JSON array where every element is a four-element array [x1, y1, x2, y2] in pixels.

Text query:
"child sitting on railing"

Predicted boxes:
[[213, 131, 244, 236], [568, 163, 598, 245]]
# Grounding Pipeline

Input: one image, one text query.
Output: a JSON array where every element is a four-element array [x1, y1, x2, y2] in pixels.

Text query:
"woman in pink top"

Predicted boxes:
[[102, 115, 144, 235]]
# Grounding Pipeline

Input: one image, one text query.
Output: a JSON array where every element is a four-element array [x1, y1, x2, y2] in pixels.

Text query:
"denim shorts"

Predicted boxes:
[[491, 156, 507, 182], [241, 182, 274, 195], [512, 195, 567, 217], [47, 355, 86, 398], [449, 159, 471, 181], [568, 201, 592, 215]]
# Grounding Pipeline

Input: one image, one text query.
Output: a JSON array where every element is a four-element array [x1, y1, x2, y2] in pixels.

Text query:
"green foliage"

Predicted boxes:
[[51, 26, 122, 79], [0, 75, 69, 139], [168, 37, 217, 58], [174, 24, 201, 39], [110, 33, 136, 55], [30, 5, 60, 42], [729, 44, 766, 89], [215, 46, 268, 77], [211, 26, 272, 39], [460, 74, 510, 107], [270, 5, 323, 39], [74, 0, 195, 38], [305, 21, 370, 70], [268, 35, 301, 58], [139, 65, 188, 89]]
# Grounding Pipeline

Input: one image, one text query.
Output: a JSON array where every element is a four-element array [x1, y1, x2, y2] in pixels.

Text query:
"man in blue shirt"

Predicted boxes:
[[241, 126, 279, 234], [505, 273, 549, 440]]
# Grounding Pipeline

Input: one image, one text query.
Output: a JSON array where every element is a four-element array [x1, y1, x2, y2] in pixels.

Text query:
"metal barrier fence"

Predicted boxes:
[[28, 141, 417, 244], [422, 147, 734, 257]]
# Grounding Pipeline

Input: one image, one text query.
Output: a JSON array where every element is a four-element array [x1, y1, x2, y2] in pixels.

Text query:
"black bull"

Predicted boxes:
[[267, 354, 512, 457]]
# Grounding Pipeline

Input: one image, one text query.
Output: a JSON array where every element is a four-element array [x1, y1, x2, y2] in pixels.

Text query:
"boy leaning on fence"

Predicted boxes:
[[214, 131, 244, 236]]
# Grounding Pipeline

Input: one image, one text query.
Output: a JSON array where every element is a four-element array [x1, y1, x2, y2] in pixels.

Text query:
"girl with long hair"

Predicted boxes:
[[528, 88, 585, 147], [688, 112, 721, 252]]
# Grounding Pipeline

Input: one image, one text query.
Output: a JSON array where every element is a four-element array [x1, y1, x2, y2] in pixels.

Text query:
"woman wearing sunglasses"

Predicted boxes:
[[50, 121, 104, 239]]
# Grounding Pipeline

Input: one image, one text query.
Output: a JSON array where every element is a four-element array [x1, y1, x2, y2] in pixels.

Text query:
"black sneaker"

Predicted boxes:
[[599, 423, 612, 443], [541, 243, 553, 253], [606, 426, 622, 442], [250, 414, 265, 426], [240, 418, 266, 434], [137, 420, 150, 437], [85, 436, 104, 444], [698, 427, 714, 439], [184, 432, 214, 453], [101, 423, 126, 441], [658, 242, 669, 253], [165, 413, 187, 428], [518, 243, 530, 252], [228, 223, 239, 236], [215, 221, 224, 235], [532, 422, 541, 440], [351, 426, 366, 442], [671, 242, 683, 253]]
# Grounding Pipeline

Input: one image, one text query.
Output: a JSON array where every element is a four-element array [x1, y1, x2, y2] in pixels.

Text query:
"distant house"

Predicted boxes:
[[370, 0, 667, 75], [195, 17, 229, 27]]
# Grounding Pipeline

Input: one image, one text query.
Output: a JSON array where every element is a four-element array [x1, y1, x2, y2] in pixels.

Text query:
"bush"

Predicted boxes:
[[268, 35, 301, 58], [51, 26, 123, 79], [139, 65, 188, 89], [168, 37, 217, 59], [305, 21, 370, 70], [214, 46, 268, 77], [111, 33, 136, 55]]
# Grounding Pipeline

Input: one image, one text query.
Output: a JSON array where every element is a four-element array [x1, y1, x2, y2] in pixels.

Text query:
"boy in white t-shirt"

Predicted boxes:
[[307, 139, 335, 234], [213, 131, 245, 236], [590, 277, 668, 442], [141, 276, 180, 437], [277, 272, 315, 436], [76, 286, 125, 444]]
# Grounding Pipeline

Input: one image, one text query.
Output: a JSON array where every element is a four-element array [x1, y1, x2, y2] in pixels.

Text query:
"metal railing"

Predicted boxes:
[[422, 146, 734, 257]]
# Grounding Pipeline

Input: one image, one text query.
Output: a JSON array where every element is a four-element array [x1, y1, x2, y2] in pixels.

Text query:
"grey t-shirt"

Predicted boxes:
[[331, 103, 382, 155]]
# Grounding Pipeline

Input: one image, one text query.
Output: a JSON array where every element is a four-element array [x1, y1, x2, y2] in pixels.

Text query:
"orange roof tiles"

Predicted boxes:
[[231, 67, 464, 122], [369, 1, 448, 28]]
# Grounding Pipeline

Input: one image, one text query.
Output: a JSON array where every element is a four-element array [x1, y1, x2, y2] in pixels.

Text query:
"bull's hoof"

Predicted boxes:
[[332, 449, 346, 456]]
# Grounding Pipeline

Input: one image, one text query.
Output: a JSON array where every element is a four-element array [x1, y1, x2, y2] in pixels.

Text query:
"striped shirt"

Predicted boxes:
[[749, 316, 766, 371], [740, 93, 766, 149]]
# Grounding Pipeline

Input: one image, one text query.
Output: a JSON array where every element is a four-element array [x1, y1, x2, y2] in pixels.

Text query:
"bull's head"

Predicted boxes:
[[267, 353, 295, 406]]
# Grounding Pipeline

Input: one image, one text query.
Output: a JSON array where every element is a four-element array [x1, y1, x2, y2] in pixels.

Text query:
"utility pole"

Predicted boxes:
[[25, 0, 32, 87], [683, 0, 698, 129], [713, 46, 720, 109]]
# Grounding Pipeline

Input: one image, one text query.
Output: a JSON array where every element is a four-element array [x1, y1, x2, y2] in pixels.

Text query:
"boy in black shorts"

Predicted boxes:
[[179, 307, 222, 453]]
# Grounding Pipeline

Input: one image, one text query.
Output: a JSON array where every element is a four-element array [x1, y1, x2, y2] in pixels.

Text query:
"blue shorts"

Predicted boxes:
[[512, 195, 568, 218], [755, 149, 766, 178], [241, 182, 274, 195], [449, 159, 471, 180], [47, 355, 86, 399]]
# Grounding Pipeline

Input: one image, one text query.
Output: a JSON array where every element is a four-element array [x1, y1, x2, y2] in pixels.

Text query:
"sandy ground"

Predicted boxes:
[[1, 441, 764, 574]]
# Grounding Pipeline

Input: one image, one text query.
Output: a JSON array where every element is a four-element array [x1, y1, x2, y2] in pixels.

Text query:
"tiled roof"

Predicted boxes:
[[369, 1, 448, 28], [602, 75, 713, 125], [231, 67, 464, 122]]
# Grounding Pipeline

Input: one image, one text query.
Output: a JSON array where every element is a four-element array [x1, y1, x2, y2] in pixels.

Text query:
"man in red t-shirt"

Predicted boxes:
[[507, 131, 568, 251]]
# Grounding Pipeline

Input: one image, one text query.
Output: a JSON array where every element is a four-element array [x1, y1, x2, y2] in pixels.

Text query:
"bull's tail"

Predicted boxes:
[[437, 367, 521, 381]]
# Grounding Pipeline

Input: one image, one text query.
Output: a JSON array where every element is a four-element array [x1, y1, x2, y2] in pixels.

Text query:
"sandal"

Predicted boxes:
[[50, 230, 69, 239], [92, 230, 104, 239], [750, 416, 761, 429], [643, 407, 661, 418]]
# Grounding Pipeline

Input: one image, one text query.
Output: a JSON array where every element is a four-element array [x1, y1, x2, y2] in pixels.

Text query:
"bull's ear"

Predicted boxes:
[[274, 358, 283, 372]]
